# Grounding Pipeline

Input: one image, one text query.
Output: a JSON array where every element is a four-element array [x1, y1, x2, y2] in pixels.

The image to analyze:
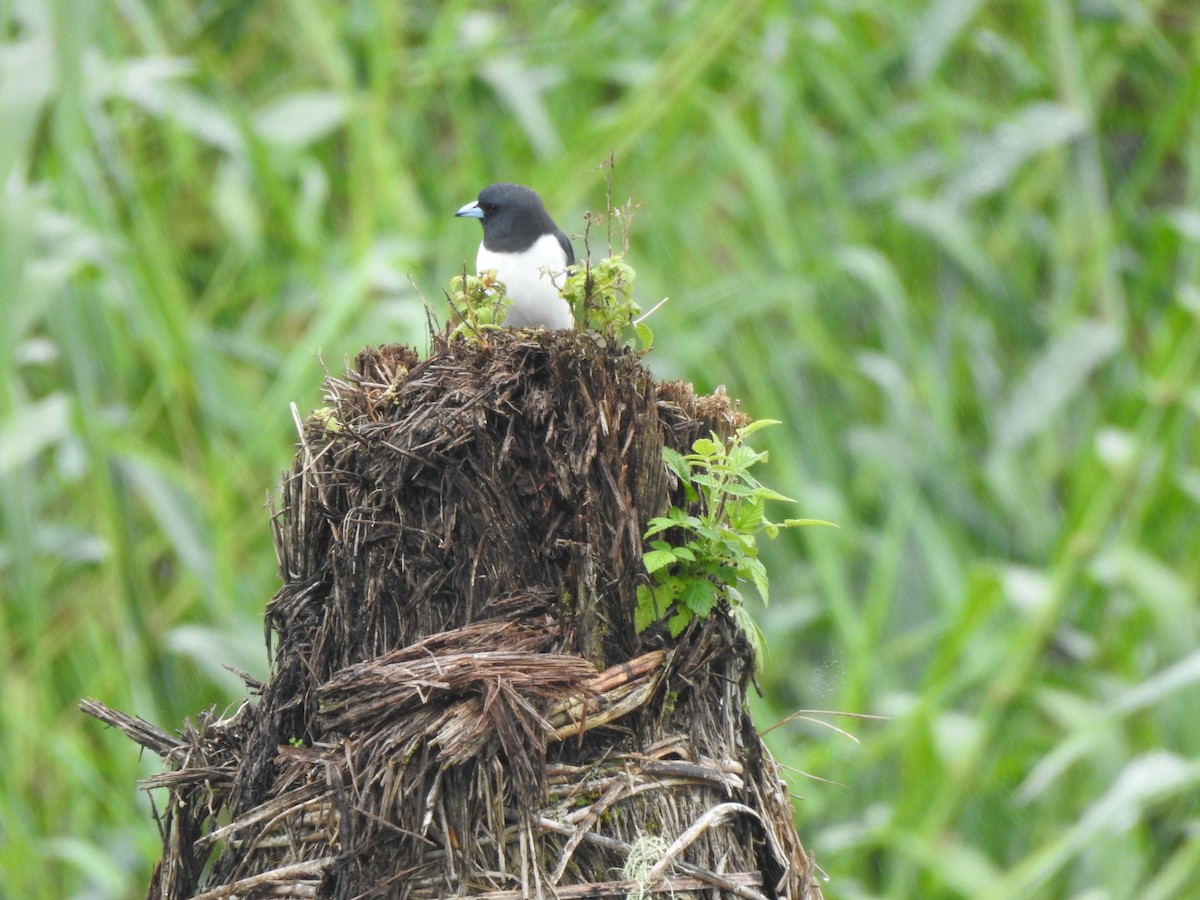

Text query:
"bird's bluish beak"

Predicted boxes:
[[455, 200, 483, 219]]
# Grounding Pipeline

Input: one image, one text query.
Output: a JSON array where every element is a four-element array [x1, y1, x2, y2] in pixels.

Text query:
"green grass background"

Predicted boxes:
[[3, 1, 1199, 896]]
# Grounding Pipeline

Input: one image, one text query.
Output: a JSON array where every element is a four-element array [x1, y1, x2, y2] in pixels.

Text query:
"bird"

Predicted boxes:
[[455, 183, 575, 329]]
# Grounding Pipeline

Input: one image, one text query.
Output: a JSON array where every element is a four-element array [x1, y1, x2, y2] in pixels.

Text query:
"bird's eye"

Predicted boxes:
[[483, 203, 497, 214]]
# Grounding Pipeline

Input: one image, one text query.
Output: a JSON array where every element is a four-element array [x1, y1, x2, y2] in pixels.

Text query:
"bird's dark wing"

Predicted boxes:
[[555, 228, 576, 266]]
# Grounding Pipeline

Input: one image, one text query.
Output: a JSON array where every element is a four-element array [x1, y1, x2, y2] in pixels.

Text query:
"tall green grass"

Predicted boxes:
[[2, 1, 1197, 896]]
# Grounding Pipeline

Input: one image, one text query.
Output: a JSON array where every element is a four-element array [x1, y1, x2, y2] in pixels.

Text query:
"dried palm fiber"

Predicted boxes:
[[84, 330, 822, 899]]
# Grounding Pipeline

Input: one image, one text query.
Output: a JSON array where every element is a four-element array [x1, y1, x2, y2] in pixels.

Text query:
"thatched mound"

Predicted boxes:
[[84, 331, 822, 899]]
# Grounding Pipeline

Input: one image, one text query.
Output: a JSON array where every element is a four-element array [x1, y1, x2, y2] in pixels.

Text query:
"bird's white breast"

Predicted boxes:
[[476, 234, 573, 329]]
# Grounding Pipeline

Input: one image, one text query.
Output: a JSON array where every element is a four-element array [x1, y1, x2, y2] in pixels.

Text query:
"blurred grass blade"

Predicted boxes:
[[896, 197, 1003, 294], [944, 102, 1087, 205], [989, 753, 1200, 899], [0, 35, 56, 182], [993, 319, 1122, 451], [908, 0, 986, 83], [112, 56, 243, 154], [253, 90, 347, 150], [0, 393, 70, 474], [117, 455, 213, 583]]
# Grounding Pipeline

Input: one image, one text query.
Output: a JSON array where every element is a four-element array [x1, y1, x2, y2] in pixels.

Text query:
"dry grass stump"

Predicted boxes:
[[85, 332, 822, 899]]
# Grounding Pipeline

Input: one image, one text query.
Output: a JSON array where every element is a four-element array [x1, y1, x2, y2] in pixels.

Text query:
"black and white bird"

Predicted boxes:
[[455, 183, 575, 329]]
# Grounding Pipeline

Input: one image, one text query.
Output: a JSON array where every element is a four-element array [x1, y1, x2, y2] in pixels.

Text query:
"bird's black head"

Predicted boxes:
[[455, 182, 559, 253]]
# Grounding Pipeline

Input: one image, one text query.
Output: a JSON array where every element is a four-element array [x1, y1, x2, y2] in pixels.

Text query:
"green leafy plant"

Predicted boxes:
[[446, 270, 512, 342], [558, 253, 653, 351], [636, 419, 833, 639], [561, 158, 657, 351], [445, 251, 651, 350]]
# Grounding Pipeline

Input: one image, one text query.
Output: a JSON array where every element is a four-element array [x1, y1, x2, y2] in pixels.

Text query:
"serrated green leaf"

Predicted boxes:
[[718, 529, 756, 555], [635, 322, 654, 351], [681, 579, 718, 618], [661, 577, 686, 605], [691, 437, 721, 457], [716, 482, 754, 498], [738, 418, 781, 437], [715, 566, 739, 586], [634, 585, 658, 633], [731, 605, 766, 671], [691, 523, 726, 544], [729, 445, 761, 469], [671, 545, 696, 561], [641, 577, 681, 616], [744, 556, 769, 603], [643, 549, 677, 573], [730, 496, 765, 531], [667, 607, 692, 637], [756, 488, 795, 502], [661, 446, 689, 480]]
